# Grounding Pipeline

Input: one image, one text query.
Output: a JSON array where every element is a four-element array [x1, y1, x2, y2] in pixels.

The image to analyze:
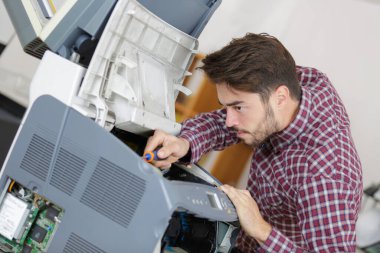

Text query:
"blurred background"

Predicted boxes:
[[1, 0, 379, 188]]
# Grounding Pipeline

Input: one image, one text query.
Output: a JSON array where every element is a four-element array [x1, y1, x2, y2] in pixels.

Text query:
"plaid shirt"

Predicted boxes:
[[179, 66, 363, 252]]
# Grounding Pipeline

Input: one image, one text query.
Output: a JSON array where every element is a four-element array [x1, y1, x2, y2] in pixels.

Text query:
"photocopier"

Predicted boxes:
[[0, 0, 239, 252]]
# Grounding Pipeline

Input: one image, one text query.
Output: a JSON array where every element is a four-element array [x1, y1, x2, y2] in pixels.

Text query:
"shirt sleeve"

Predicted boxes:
[[179, 108, 240, 163], [260, 176, 357, 253]]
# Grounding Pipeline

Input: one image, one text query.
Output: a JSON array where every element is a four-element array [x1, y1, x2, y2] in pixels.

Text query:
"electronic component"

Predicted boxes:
[[30, 225, 47, 243], [0, 193, 30, 240], [0, 180, 64, 252], [0, 242, 13, 252], [21, 244, 33, 253], [46, 206, 60, 222]]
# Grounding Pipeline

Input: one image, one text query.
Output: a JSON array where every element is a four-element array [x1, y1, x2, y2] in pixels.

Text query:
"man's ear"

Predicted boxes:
[[274, 85, 290, 108]]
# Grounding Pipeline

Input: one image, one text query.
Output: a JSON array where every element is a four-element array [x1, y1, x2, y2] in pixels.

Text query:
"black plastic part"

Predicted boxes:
[[30, 225, 47, 243], [162, 212, 216, 253], [21, 244, 33, 253], [164, 164, 214, 186], [46, 206, 60, 221], [0, 43, 6, 56]]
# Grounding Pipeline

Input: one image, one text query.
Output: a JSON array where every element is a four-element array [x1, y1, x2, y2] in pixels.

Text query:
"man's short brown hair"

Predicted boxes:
[[199, 33, 301, 102]]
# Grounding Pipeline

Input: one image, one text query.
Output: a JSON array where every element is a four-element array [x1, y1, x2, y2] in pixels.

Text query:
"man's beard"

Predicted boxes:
[[238, 104, 280, 148]]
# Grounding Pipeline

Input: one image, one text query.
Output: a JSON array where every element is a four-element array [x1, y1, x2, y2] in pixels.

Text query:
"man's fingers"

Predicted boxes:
[[158, 141, 182, 159], [151, 155, 178, 169], [144, 130, 165, 153], [153, 161, 171, 170], [145, 131, 183, 159], [220, 185, 252, 207], [156, 146, 170, 159], [220, 185, 240, 202], [144, 130, 190, 169], [239, 189, 252, 197]]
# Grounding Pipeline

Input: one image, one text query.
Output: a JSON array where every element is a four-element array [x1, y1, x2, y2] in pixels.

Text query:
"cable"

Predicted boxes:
[[8, 180, 15, 192]]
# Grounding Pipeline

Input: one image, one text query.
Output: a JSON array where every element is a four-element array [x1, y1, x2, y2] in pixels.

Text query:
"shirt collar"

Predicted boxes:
[[268, 86, 311, 153]]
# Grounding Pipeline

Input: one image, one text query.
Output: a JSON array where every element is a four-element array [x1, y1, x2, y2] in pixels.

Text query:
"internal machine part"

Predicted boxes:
[[161, 211, 239, 253], [161, 164, 239, 253], [0, 179, 64, 253], [111, 129, 240, 253], [0, 95, 238, 252]]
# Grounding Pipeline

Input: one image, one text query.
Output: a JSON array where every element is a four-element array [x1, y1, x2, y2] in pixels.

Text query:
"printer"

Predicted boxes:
[[0, 0, 239, 252]]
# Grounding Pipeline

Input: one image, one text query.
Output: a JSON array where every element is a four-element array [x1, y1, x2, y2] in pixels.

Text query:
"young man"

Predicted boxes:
[[144, 33, 363, 252]]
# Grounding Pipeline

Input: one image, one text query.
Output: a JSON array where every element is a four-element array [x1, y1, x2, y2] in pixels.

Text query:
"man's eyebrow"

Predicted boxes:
[[218, 100, 244, 106]]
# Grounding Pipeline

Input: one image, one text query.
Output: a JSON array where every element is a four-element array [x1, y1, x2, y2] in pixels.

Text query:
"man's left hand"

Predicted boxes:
[[220, 184, 272, 245]]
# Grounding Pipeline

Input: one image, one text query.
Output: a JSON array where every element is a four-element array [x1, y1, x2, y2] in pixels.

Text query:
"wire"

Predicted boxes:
[[207, 239, 215, 253], [8, 180, 15, 192]]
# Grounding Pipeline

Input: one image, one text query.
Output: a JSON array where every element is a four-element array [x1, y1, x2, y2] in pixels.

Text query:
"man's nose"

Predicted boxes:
[[225, 108, 238, 128]]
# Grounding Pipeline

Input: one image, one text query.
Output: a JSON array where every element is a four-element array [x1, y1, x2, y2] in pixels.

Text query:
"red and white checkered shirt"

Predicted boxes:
[[179, 66, 363, 252]]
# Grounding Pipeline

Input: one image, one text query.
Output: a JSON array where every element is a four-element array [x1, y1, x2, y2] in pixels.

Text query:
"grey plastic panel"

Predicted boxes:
[[137, 0, 222, 38], [45, 0, 117, 54], [4, 0, 221, 59], [3, 0, 37, 50], [0, 95, 237, 252], [3, 0, 117, 59]]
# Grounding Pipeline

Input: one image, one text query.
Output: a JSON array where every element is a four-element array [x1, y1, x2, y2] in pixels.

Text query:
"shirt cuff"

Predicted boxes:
[[179, 131, 202, 163], [260, 228, 300, 253]]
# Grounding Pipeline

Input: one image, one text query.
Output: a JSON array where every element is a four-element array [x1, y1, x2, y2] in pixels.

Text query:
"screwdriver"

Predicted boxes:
[[143, 150, 161, 163]]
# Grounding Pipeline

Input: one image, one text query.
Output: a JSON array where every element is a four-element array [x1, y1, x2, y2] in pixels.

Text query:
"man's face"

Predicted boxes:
[[216, 83, 280, 148]]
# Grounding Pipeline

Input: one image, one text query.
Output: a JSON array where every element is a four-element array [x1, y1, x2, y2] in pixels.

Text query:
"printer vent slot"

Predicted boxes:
[[50, 148, 87, 196], [20, 134, 54, 181], [25, 38, 50, 59], [63, 233, 106, 253], [80, 157, 146, 228]]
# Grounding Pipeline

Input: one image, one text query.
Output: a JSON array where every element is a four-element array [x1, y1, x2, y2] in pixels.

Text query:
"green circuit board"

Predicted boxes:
[[0, 180, 64, 253]]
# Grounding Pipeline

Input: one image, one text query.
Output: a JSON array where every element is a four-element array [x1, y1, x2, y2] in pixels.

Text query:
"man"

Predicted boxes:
[[144, 33, 363, 252]]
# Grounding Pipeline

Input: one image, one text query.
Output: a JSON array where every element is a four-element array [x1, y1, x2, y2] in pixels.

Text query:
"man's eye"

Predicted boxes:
[[234, 106, 243, 112]]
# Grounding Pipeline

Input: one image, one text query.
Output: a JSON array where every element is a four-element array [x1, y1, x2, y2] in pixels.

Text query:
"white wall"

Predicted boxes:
[[0, 1, 40, 106], [0, 1, 39, 78], [0, 1, 13, 45], [198, 0, 380, 188], [0, 0, 379, 187]]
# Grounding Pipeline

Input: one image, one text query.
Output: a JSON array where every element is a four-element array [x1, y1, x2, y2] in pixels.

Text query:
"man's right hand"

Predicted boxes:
[[144, 130, 190, 169]]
